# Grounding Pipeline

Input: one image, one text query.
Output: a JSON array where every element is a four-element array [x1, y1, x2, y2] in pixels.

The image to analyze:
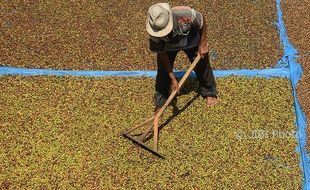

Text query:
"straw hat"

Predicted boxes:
[[146, 3, 173, 37]]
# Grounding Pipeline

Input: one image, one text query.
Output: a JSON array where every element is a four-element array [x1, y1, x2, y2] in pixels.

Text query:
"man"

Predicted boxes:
[[146, 3, 217, 112]]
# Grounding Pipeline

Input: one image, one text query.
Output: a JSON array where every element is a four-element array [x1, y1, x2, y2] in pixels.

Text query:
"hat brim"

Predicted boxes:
[[146, 3, 173, 38]]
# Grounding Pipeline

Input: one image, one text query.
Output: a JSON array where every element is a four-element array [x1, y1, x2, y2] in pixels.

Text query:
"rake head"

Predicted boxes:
[[122, 132, 165, 159]]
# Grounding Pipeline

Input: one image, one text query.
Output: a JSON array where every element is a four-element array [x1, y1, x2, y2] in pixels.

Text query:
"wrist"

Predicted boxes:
[[200, 39, 207, 46], [168, 72, 176, 80]]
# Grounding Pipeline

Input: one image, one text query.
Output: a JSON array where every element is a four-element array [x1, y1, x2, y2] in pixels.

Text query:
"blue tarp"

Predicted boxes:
[[276, 0, 309, 189], [0, 66, 291, 78]]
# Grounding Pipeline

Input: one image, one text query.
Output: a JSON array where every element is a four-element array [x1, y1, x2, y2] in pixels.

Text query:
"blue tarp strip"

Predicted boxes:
[[276, 0, 309, 189], [0, 66, 290, 78]]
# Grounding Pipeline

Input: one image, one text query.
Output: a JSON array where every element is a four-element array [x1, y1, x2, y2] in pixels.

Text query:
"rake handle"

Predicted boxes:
[[154, 54, 201, 120], [122, 115, 155, 135], [153, 54, 201, 150], [178, 55, 202, 88]]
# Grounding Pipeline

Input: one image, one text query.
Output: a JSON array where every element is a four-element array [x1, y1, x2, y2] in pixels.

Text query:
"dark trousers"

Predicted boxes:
[[155, 46, 217, 108]]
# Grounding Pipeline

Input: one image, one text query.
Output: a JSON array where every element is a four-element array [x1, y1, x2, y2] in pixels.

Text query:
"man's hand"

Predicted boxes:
[[170, 78, 179, 92], [157, 52, 180, 92], [199, 42, 209, 59]]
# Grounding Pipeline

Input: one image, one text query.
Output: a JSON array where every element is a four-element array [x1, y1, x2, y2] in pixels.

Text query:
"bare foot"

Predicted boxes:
[[206, 96, 218, 107]]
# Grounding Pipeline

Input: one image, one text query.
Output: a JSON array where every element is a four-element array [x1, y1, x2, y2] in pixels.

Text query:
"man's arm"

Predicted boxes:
[[198, 15, 209, 58], [158, 51, 179, 91], [149, 37, 179, 91]]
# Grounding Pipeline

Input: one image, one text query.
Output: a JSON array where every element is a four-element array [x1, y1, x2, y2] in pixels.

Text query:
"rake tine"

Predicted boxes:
[[139, 124, 154, 142], [122, 115, 154, 135]]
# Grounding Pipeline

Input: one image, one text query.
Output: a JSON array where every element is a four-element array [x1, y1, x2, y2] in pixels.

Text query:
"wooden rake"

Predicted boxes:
[[122, 54, 201, 158]]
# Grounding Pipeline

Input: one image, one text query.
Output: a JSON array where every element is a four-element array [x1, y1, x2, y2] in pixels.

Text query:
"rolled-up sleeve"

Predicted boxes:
[[149, 37, 165, 53], [191, 9, 203, 29]]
